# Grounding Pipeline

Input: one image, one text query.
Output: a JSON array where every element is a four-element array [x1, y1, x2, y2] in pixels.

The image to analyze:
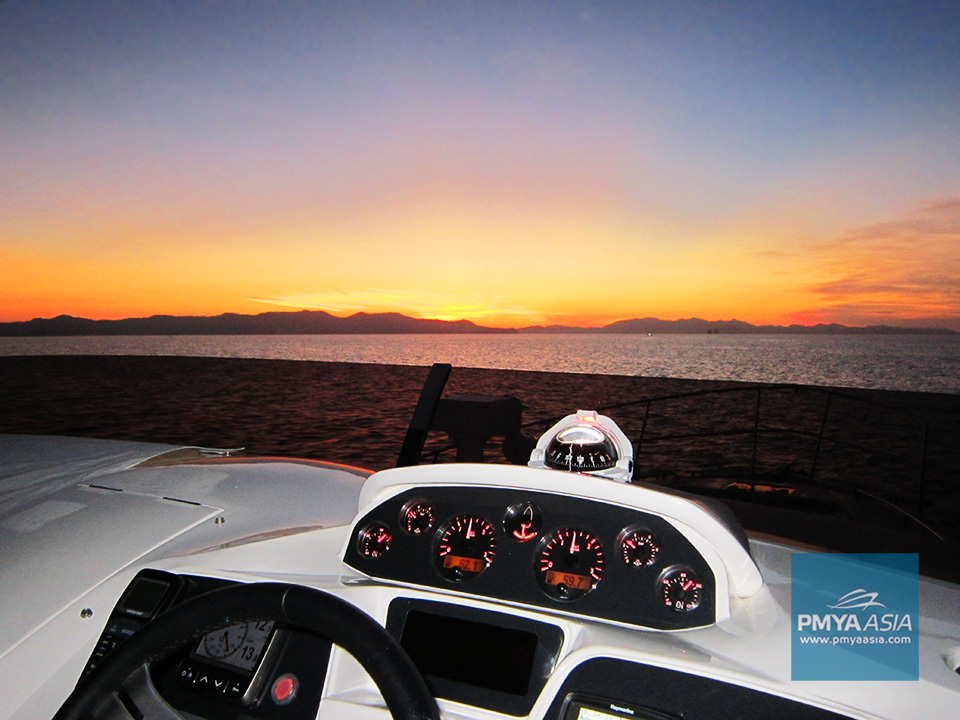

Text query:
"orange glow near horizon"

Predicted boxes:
[[2, 194, 957, 331]]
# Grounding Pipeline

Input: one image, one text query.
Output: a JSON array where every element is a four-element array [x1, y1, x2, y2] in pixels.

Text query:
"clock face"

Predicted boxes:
[[203, 623, 248, 659]]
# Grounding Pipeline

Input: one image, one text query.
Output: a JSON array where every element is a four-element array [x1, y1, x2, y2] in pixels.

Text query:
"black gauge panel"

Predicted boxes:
[[344, 487, 716, 630]]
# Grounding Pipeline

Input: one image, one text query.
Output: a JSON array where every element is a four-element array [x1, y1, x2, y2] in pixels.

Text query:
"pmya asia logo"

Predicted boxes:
[[797, 588, 913, 633]]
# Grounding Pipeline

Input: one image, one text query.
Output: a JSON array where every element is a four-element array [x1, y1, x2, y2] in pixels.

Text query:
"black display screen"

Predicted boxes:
[[118, 577, 170, 618], [399, 609, 539, 696]]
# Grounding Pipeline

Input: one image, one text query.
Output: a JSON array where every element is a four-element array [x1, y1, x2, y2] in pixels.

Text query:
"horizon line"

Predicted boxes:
[[2, 309, 958, 334]]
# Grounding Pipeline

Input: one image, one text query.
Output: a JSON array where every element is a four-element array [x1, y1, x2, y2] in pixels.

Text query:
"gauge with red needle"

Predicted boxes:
[[357, 523, 393, 559], [617, 526, 660, 568], [435, 514, 497, 582], [658, 567, 704, 612], [399, 499, 435, 535], [535, 527, 605, 601]]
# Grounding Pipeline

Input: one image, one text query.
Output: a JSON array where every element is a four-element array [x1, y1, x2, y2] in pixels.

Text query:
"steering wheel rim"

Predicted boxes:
[[55, 582, 440, 720]]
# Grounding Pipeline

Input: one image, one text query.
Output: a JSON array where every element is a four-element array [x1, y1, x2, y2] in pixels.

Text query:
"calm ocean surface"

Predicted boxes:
[[2, 334, 958, 394]]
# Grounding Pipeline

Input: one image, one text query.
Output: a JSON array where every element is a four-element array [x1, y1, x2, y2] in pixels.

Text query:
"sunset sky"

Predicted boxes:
[[2, 1, 958, 330]]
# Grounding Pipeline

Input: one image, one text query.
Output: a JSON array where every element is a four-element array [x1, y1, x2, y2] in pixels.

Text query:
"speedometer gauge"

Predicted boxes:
[[535, 528, 605, 600], [435, 515, 497, 582]]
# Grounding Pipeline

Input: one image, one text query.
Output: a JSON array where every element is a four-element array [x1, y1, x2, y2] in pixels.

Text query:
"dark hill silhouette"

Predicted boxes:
[[0, 310, 513, 336], [0, 311, 954, 336]]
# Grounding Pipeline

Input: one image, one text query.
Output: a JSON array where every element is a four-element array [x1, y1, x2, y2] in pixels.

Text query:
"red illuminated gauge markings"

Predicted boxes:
[[535, 528, 605, 601], [659, 566, 704, 612], [435, 515, 497, 582], [503, 501, 543, 542], [357, 523, 393, 559], [617, 527, 660, 568], [400, 500, 435, 535]]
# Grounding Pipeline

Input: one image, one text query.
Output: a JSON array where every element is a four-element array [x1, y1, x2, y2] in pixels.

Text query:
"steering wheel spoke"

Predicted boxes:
[[93, 665, 186, 720]]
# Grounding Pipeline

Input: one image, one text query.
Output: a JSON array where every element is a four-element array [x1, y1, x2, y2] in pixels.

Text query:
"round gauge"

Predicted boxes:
[[400, 500, 435, 535], [203, 623, 248, 659], [617, 527, 660, 568], [503, 501, 543, 542], [658, 567, 704, 612], [357, 522, 393, 559], [435, 515, 497, 582], [535, 527, 605, 600]]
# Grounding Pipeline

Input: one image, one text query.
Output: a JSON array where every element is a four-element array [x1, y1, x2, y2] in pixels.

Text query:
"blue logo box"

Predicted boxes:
[[791, 553, 918, 681]]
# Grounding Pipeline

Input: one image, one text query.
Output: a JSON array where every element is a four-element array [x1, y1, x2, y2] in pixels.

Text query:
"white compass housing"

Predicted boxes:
[[529, 410, 634, 482]]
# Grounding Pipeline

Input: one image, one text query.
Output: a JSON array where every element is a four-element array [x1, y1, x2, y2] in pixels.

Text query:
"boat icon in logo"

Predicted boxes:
[[827, 588, 886, 611]]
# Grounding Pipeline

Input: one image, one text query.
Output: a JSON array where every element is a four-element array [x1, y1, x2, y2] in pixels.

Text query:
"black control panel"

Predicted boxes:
[[176, 619, 283, 704], [81, 570, 184, 679], [83, 571, 332, 720]]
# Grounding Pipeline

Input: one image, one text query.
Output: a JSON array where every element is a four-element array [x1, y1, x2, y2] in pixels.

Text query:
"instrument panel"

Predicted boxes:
[[343, 487, 716, 630]]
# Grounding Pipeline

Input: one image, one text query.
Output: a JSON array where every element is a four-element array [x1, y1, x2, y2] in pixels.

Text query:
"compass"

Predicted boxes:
[[528, 411, 634, 481]]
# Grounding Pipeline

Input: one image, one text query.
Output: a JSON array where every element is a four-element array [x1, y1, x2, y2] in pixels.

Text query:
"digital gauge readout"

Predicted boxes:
[[435, 515, 497, 582], [535, 528, 605, 601]]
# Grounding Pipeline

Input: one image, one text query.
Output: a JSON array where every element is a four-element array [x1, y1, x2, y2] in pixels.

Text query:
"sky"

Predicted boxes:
[[1, 1, 958, 330]]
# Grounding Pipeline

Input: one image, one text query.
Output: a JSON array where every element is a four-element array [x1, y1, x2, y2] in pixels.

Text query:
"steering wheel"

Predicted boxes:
[[54, 582, 440, 720]]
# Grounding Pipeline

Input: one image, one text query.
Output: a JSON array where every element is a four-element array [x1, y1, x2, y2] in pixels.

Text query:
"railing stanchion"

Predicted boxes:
[[917, 419, 930, 518], [752, 388, 761, 479], [810, 391, 833, 481]]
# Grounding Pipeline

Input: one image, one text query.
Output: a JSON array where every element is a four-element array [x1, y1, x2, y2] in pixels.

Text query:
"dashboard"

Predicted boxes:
[[69, 461, 796, 720], [343, 486, 717, 630], [84, 567, 857, 720]]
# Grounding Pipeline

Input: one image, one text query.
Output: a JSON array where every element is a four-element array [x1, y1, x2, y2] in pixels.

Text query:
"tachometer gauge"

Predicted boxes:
[[400, 500, 435, 535], [535, 527, 605, 600], [435, 515, 497, 582], [357, 523, 393, 559], [659, 566, 703, 612], [617, 526, 660, 568]]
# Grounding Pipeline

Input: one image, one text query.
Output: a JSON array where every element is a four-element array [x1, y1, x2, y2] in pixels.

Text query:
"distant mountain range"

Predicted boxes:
[[0, 310, 956, 336]]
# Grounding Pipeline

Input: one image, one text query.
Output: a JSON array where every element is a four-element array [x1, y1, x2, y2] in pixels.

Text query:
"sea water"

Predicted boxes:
[[1, 333, 958, 394]]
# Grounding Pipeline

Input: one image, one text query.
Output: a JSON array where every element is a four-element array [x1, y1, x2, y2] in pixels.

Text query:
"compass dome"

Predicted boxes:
[[544, 424, 618, 472], [529, 410, 634, 482]]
